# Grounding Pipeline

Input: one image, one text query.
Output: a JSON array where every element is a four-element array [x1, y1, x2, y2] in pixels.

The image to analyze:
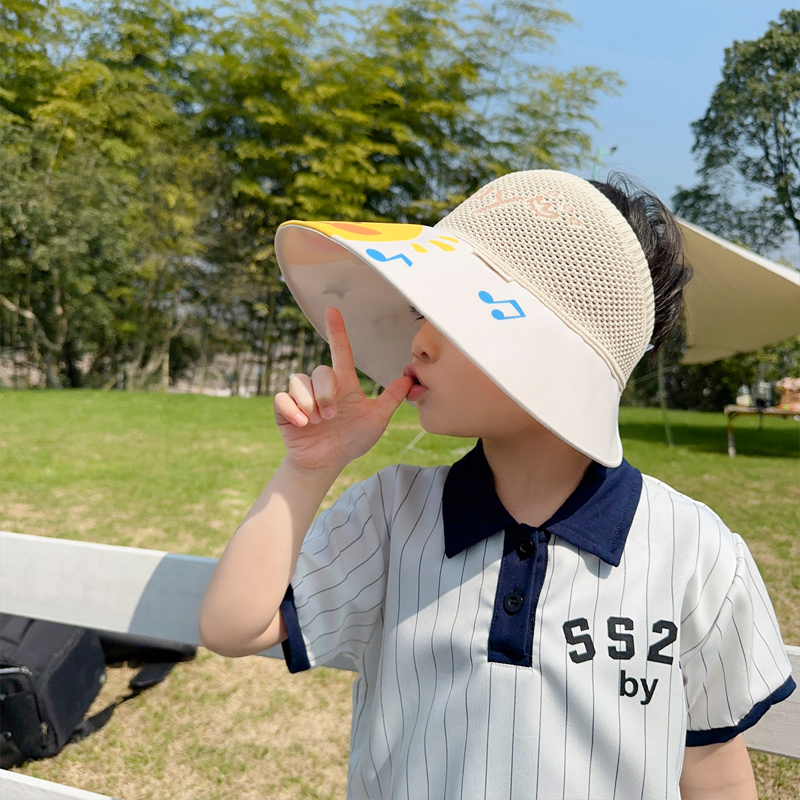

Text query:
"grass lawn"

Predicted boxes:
[[2, 390, 798, 799]]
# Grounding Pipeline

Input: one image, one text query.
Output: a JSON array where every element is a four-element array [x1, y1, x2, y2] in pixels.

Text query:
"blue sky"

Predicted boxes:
[[541, 0, 788, 207]]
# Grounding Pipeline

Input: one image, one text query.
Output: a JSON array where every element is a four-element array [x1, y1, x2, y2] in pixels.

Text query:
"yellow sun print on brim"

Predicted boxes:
[[281, 220, 425, 242]]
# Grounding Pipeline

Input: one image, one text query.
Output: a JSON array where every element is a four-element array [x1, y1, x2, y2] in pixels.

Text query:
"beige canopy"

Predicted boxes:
[[677, 219, 800, 364]]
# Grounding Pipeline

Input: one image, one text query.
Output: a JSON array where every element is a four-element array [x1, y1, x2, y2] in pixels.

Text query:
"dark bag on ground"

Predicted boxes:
[[0, 614, 196, 769], [0, 615, 106, 767]]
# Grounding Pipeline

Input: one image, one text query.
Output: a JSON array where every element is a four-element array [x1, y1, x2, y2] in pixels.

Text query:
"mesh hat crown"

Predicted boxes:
[[434, 171, 655, 389]]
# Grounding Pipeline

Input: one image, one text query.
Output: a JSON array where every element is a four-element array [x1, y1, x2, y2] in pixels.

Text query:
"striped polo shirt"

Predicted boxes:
[[280, 441, 795, 800]]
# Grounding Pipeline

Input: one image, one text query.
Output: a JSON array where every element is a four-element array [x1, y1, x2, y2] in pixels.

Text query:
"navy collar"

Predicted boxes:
[[442, 440, 642, 567]]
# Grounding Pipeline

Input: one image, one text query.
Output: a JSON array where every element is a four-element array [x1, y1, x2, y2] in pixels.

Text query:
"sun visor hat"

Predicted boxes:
[[274, 170, 654, 467]]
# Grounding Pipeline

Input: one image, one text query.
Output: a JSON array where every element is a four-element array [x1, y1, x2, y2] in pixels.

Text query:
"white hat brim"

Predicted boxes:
[[275, 221, 623, 467]]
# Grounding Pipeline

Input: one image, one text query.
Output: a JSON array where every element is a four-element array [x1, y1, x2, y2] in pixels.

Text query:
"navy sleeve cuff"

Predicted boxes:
[[280, 585, 311, 674], [686, 674, 796, 747]]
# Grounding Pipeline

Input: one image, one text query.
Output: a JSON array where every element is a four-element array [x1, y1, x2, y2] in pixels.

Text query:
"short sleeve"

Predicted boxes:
[[280, 471, 390, 673], [681, 531, 795, 746]]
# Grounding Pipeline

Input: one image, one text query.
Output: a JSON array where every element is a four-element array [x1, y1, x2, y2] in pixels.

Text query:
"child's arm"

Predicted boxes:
[[198, 458, 341, 657], [198, 307, 413, 658], [679, 735, 757, 800]]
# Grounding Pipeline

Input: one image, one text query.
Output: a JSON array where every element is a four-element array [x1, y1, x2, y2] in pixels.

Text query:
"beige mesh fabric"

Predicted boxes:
[[435, 171, 654, 389]]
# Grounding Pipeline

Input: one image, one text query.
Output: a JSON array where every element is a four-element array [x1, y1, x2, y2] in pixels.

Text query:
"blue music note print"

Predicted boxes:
[[478, 290, 526, 321], [366, 248, 413, 267]]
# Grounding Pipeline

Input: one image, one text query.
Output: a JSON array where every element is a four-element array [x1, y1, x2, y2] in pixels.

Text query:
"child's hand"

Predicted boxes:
[[273, 307, 414, 475]]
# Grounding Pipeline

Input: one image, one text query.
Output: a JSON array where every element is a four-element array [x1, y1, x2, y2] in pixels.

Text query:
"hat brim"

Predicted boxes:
[[275, 220, 623, 467]]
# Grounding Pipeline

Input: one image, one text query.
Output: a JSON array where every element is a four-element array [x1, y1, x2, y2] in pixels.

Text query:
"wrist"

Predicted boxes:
[[280, 455, 343, 486]]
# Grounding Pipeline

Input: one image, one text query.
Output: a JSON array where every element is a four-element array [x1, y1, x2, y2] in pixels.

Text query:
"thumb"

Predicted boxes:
[[374, 375, 414, 423]]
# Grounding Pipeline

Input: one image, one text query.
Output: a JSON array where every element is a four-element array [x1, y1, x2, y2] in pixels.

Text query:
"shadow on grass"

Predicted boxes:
[[619, 418, 800, 459]]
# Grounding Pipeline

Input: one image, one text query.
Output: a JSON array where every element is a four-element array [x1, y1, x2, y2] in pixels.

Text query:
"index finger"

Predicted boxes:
[[325, 307, 357, 378]]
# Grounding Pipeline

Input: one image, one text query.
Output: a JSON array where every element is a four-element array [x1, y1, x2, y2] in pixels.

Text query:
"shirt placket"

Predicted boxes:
[[487, 524, 550, 667]]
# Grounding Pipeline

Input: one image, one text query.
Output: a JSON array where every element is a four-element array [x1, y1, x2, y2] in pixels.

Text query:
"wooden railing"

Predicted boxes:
[[1, 531, 797, 799]]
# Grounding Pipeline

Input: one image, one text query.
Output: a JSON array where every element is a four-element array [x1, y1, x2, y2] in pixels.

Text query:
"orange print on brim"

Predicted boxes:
[[280, 220, 424, 243]]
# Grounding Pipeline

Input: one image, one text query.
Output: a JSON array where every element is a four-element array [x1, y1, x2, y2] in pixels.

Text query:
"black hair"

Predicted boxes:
[[590, 175, 692, 361]]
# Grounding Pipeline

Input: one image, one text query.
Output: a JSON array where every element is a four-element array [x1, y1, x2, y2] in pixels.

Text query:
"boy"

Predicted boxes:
[[199, 171, 795, 799]]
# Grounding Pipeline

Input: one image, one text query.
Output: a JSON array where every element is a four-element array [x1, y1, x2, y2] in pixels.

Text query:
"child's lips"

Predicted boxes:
[[403, 365, 427, 402], [407, 383, 427, 402]]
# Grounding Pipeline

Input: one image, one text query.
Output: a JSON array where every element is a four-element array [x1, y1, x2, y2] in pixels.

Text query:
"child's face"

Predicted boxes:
[[407, 318, 540, 440]]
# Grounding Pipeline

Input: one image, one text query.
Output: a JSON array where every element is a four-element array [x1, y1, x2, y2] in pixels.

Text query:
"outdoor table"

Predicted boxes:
[[723, 405, 800, 456]]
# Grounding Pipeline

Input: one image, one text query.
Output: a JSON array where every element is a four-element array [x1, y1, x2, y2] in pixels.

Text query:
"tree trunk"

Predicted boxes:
[[46, 269, 69, 387], [137, 346, 169, 389], [198, 329, 208, 394], [241, 355, 254, 396], [0, 294, 64, 387], [259, 291, 277, 396], [295, 323, 307, 376], [43, 350, 61, 388], [774, 179, 800, 248], [11, 294, 19, 388], [25, 316, 46, 388], [232, 351, 244, 396], [124, 272, 159, 390], [161, 349, 170, 392], [63, 338, 83, 388]]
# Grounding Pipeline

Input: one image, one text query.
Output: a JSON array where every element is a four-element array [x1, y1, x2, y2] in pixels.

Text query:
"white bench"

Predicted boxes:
[[1, 530, 797, 799]]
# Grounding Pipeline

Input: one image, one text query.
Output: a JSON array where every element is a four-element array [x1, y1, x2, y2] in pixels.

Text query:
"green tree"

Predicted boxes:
[[0, 119, 137, 386], [0, 0, 63, 121], [688, 9, 800, 250], [672, 179, 787, 255], [1, 0, 216, 388]]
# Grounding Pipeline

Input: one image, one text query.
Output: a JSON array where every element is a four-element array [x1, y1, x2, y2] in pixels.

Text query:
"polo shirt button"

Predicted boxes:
[[516, 536, 534, 557], [503, 590, 524, 615]]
